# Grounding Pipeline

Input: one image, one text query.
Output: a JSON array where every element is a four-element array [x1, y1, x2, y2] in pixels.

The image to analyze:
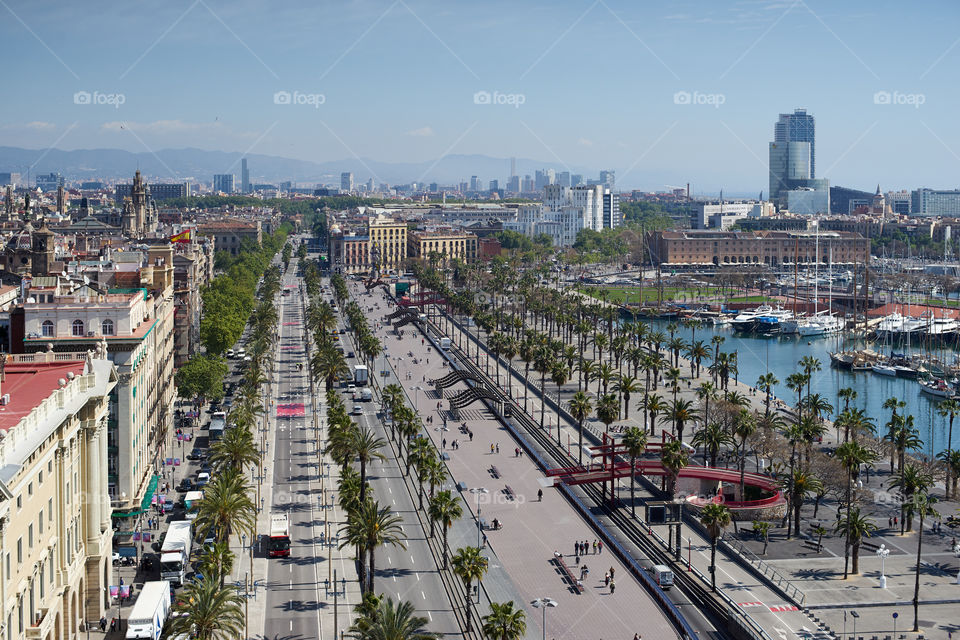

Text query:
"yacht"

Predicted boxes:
[[797, 313, 845, 337], [872, 362, 897, 376], [731, 305, 773, 332], [924, 316, 960, 339], [920, 378, 955, 399]]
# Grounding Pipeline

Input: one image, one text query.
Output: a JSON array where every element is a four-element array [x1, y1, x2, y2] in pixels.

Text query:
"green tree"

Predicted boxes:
[[569, 391, 593, 466], [834, 507, 876, 575], [451, 547, 488, 633], [195, 468, 257, 544], [168, 577, 245, 640], [482, 601, 527, 640], [700, 503, 732, 591], [621, 427, 647, 517], [428, 491, 463, 569], [176, 354, 229, 403], [348, 597, 439, 640]]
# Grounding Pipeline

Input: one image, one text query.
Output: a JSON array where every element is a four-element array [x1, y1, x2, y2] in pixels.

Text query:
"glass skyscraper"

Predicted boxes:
[[769, 108, 818, 207]]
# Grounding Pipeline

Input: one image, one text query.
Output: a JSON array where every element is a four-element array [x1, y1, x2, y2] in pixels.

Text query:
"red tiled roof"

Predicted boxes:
[[0, 361, 87, 431]]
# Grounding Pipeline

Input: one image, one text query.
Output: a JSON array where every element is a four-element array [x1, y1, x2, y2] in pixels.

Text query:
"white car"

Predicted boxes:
[[352, 405, 363, 416]]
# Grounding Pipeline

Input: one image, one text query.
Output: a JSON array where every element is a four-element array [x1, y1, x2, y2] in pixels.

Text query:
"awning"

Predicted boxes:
[[117, 547, 138, 558], [109, 474, 160, 518]]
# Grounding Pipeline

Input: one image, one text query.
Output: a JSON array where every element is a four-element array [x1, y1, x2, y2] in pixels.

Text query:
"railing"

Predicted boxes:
[[721, 536, 806, 605]]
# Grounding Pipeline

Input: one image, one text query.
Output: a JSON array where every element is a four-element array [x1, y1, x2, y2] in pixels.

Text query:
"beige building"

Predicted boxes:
[[407, 229, 478, 264], [22, 247, 176, 515], [367, 215, 407, 273], [647, 230, 870, 267], [197, 221, 261, 255], [0, 349, 117, 640]]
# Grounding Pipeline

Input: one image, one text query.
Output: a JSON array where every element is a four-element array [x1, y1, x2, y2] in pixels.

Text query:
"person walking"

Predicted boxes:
[[496, 443, 500, 454], [598, 540, 603, 554], [593, 539, 598, 554], [609, 566, 615, 580], [609, 580, 616, 594], [490, 444, 495, 454], [538, 488, 543, 501], [604, 572, 610, 587]]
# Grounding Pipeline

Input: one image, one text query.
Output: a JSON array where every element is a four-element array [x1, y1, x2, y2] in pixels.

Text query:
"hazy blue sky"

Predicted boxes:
[[2, 0, 958, 191]]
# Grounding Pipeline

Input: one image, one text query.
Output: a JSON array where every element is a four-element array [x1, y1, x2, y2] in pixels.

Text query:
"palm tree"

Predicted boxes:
[[937, 398, 959, 498], [785, 469, 823, 536], [937, 449, 960, 500], [596, 393, 620, 433], [912, 493, 937, 632], [660, 440, 689, 498], [197, 540, 235, 588], [882, 396, 906, 465], [210, 425, 261, 473], [692, 422, 733, 467], [889, 464, 933, 533], [168, 577, 245, 640], [835, 440, 877, 578], [756, 373, 779, 416], [196, 468, 257, 544], [428, 490, 463, 569], [349, 597, 439, 640], [348, 500, 406, 594], [834, 507, 876, 575], [569, 391, 593, 466], [613, 375, 641, 419], [666, 398, 695, 442], [644, 393, 666, 436], [354, 426, 386, 504], [700, 503, 731, 591], [549, 361, 570, 437], [451, 547, 488, 633], [837, 387, 857, 413], [482, 601, 527, 640], [622, 427, 647, 517]]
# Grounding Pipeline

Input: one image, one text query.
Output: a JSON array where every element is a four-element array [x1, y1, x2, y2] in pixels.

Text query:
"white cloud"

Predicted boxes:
[[405, 126, 434, 137], [578, 137, 593, 147], [25, 121, 56, 131]]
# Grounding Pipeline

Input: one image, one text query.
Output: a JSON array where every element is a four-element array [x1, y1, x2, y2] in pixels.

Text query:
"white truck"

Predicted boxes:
[[125, 580, 171, 640], [353, 387, 373, 402], [652, 564, 674, 590], [160, 520, 193, 586], [209, 411, 226, 442], [353, 364, 369, 385], [439, 337, 451, 350]]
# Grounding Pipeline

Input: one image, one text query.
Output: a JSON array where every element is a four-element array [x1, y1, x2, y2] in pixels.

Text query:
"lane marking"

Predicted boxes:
[[428, 612, 432, 622], [738, 601, 764, 608], [421, 591, 426, 600], [769, 605, 799, 612]]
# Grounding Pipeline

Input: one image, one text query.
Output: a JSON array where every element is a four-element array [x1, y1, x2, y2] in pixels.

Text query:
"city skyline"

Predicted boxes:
[[2, 1, 959, 192]]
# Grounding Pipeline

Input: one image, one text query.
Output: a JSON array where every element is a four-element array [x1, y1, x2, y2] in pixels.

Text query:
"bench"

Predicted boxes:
[[552, 553, 584, 594], [490, 466, 501, 479], [861, 541, 881, 552], [503, 485, 516, 501], [456, 481, 468, 492]]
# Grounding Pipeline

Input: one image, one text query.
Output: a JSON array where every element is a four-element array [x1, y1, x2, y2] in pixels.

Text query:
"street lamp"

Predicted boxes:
[[850, 610, 858, 640], [415, 385, 424, 411], [954, 544, 960, 585], [876, 543, 890, 588], [469, 487, 488, 548], [531, 598, 557, 640]]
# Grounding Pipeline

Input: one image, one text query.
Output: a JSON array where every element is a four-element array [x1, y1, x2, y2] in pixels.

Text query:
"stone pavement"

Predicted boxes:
[[358, 283, 681, 640]]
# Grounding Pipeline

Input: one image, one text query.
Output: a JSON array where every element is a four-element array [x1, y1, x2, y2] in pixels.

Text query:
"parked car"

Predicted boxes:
[[352, 405, 363, 416], [178, 479, 194, 492], [187, 450, 204, 461], [347, 351, 355, 358], [196, 472, 210, 487]]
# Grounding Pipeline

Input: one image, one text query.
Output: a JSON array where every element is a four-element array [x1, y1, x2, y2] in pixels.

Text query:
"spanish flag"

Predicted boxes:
[[170, 229, 191, 244]]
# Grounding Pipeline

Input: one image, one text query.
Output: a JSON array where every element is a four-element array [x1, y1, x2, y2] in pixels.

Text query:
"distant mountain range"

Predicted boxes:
[[0, 146, 601, 188]]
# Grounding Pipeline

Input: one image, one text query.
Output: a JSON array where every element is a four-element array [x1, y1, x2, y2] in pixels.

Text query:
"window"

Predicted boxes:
[[38, 471, 42, 485], [16, 538, 21, 565], [38, 512, 43, 535], [27, 525, 32, 549], [101, 319, 115, 336], [41, 320, 54, 337], [71, 319, 85, 336], [16, 497, 21, 511], [27, 482, 32, 497]]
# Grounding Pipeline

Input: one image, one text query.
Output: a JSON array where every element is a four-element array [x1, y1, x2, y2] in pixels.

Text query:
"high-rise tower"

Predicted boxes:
[[769, 108, 818, 207]]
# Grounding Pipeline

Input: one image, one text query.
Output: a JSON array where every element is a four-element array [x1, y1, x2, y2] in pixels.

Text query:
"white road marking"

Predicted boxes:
[[289, 580, 292, 589], [388, 486, 392, 494], [415, 572, 420, 581], [388, 556, 392, 565], [290, 621, 293, 631], [428, 612, 433, 622], [421, 591, 426, 600], [410, 555, 415, 564]]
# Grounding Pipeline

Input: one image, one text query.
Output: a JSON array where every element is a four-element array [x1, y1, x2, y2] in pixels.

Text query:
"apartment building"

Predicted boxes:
[[172, 236, 215, 367], [0, 349, 117, 640], [647, 229, 869, 266], [21, 247, 175, 515], [367, 215, 407, 273], [197, 221, 262, 255], [407, 228, 477, 263]]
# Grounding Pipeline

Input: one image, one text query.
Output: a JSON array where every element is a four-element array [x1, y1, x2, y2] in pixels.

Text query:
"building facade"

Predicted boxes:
[[21, 253, 175, 515], [197, 221, 262, 255], [340, 173, 353, 193], [0, 350, 117, 640], [407, 229, 478, 263], [212, 175, 235, 194], [647, 229, 869, 267], [911, 188, 960, 216], [367, 215, 407, 273], [769, 108, 817, 207]]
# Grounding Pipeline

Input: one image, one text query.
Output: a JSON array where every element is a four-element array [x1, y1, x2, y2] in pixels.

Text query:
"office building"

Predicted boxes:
[[887, 190, 911, 215], [488, 179, 499, 193], [571, 174, 584, 187], [114, 182, 188, 204], [535, 169, 555, 190], [599, 170, 615, 191], [469, 176, 480, 192], [35, 173, 63, 192], [830, 186, 875, 215], [602, 190, 621, 230], [786, 187, 830, 215], [340, 172, 353, 192], [522, 175, 535, 193], [769, 108, 817, 206], [367, 214, 408, 272], [241, 158, 250, 194], [506, 176, 521, 193], [911, 188, 960, 216], [212, 174, 235, 193], [556, 172, 571, 188], [0, 350, 118, 637], [0, 173, 20, 187]]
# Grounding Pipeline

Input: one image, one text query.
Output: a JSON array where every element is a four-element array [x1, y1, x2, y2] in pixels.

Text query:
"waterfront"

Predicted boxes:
[[643, 320, 956, 460]]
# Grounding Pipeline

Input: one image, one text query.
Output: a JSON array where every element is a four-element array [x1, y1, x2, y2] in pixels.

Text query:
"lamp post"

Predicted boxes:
[[876, 543, 890, 588], [531, 598, 557, 640], [241, 534, 249, 640], [469, 487, 487, 547], [415, 385, 423, 411], [850, 610, 858, 640]]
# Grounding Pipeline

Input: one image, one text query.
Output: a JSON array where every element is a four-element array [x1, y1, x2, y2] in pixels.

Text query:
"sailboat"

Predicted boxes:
[[796, 233, 844, 337]]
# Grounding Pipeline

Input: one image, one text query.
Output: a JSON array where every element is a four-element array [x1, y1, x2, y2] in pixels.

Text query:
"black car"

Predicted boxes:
[[187, 449, 205, 461], [178, 479, 194, 492]]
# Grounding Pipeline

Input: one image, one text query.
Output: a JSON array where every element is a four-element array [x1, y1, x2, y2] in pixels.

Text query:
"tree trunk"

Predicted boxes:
[[851, 541, 860, 574], [710, 539, 717, 591], [368, 548, 376, 594]]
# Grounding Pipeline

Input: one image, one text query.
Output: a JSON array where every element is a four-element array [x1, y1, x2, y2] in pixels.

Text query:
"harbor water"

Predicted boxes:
[[641, 320, 955, 461]]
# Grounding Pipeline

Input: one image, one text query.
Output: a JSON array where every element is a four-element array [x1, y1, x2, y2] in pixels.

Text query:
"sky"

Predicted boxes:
[[1, 0, 959, 192]]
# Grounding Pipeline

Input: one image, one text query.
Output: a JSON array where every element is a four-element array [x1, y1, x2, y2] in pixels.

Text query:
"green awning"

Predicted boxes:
[[109, 474, 160, 518]]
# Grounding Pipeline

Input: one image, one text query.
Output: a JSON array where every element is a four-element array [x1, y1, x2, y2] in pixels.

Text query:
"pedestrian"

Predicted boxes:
[[442, 438, 446, 449], [490, 444, 495, 454], [598, 540, 603, 554], [574, 542, 579, 556], [538, 489, 543, 501], [894, 515, 898, 526], [593, 539, 598, 554], [609, 566, 615, 580], [469, 431, 473, 441], [634, 634, 640, 640], [110, 619, 117, 633], [604, 572, 610, 586], [888, 516, 893, 527], [496, 443, 500, 454], [610, 580, 615, 594], [99, 617, 107, 632]]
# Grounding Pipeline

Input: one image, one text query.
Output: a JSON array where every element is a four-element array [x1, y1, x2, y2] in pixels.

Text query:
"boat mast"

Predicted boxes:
[[813, 222, 819, 317], [793, 236, 799, 318]]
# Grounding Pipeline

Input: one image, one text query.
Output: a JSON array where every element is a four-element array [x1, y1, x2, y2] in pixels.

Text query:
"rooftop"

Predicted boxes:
[[0, 360, 86, 432]]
